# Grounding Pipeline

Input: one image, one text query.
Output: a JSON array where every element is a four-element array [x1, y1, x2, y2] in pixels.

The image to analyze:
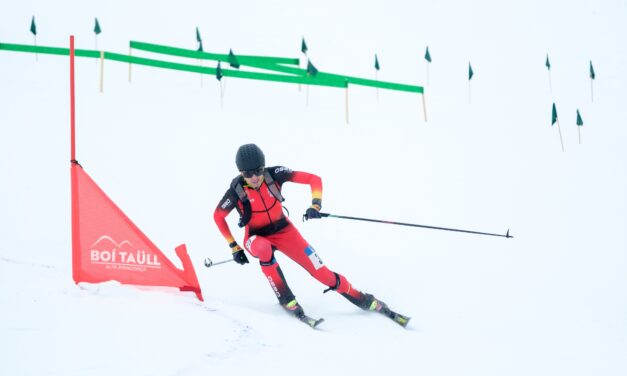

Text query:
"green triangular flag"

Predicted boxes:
[[196, 27, 202, 43], [94, 18, 102, 35], [228, 49, 240, 69], [468, 62, 474, 80], [216, 61, 223, 81], [589, 61, 595, 80], [307, 59, 318, 76], [576, 109, 583, 126], [545, 54, 551, 70], [198, 40, 204, 52], [30, 16, 37, 35], [551, 103, 558, 126], [301, 37, 308, 55], [424, 46, 432, 63], [374, 54, 380, 71]]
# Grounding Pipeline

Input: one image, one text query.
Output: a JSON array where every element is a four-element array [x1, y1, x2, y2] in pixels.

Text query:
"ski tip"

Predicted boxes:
[[305, 317, 324, 329], [506, 229, 513, 239], [395, 315, 411, 328], [312, 318, 325, 328], [297, 313, 325, 329]]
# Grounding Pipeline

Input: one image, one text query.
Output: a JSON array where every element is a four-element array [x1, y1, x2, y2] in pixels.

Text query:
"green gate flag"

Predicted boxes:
[[216, 61, 223, 81], [545, 54, 551, 70], [30, 16, 37, 35], [576, 109, 583, 126], [552, 103, 558, 125], [228, 49, 240, 68], [468, 62, 474, 80], [198, 40, 204, 52], [307, 59, 318, 76], [424, 46, 432, 63], [301, 37, 308, 54], [94, 18, 102, 35], [589, 61, 595, 80], [196, 27, 202, 42], [374, 54, 380, 71]]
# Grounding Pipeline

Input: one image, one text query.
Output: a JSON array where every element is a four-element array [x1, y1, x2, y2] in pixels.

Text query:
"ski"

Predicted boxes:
[[389, 310, 411, 328], [379, 307, 411, 328], [297, 313, 325, 329]]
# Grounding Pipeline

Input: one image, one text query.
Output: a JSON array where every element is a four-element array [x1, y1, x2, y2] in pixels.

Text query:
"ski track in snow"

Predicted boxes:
[[0, 256, 56, 269]]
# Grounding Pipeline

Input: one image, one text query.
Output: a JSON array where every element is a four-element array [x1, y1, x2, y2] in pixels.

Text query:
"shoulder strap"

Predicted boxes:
[[263, 169, 285, 202], [230, 176, 252, 228], [229, 171, 285, 228]]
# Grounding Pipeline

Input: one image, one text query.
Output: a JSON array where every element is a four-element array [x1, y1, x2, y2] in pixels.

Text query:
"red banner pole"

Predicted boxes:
[[70, 35, 76, 161], [70, 35, 81, 283]]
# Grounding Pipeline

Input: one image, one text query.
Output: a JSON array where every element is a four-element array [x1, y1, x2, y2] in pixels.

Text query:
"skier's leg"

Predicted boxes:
[[269, 225, 390, 312], [244, 235, 311, 317], [244, 235, 300, 313], [270, 225, 363, 297]]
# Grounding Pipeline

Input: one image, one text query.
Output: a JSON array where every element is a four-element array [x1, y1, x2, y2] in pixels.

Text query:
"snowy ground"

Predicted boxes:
[[2, 1, 627, 375]]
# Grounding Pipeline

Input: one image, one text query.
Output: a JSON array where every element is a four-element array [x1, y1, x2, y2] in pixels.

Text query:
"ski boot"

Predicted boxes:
[[282, 298, 305, 317], [282, 298, 324, 329], [345, 292, 411, 328]]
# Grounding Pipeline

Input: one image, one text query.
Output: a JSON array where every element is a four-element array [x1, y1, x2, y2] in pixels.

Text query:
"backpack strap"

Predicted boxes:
[[230, 176, 252, 228], [263, 169, 285, 203], [230, 170, 285, 228]]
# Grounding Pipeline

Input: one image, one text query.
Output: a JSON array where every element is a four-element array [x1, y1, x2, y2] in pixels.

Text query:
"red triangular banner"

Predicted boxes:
[[71, 164, 203, 301]]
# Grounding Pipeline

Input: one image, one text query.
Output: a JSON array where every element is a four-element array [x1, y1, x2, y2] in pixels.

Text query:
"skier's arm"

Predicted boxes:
[[213, 189, 243, 253], [287, 170, 323, 210], [270, 166, 322, 219]]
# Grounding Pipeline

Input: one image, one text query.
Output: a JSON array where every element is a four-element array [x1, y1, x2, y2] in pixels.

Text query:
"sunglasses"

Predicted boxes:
[[241, 167, 264, 178]]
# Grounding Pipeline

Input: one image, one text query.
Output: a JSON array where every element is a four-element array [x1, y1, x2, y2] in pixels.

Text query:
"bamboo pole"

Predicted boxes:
[[222, 77, 228, 99], [421, 93, 428, 123], [128, 46, 132, 83], [468, 81, 472, 105], [556, 119, 565, 152], [99, 51, 104, 93], [345, 83, 349, 125], [426, 63, 430, 86], [375, 71, 379, 101], [199, 59, 203, 88], [548, 70, 553, 94]]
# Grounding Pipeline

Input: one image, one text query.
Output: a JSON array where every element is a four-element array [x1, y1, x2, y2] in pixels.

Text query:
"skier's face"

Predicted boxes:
[[241, 167, 264, 188]]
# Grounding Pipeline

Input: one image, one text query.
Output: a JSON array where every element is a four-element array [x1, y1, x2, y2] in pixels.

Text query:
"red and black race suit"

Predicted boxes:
[[213, 166, 363, 302]]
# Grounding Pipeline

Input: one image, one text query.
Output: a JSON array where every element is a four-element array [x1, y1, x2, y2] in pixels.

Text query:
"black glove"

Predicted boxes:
[[303, 204, 322, 221], [230, 242, 249, 265]]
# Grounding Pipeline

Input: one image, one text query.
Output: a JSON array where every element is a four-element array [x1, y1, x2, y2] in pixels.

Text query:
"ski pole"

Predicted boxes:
[[203, 257, 234, 268], [318, 212, 513, 239]]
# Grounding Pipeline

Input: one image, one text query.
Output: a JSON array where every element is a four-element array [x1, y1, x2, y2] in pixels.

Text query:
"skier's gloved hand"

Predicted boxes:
[[303, 204, 322, 221], [230, 242, 249, 265], [233, 250, 249, 265]]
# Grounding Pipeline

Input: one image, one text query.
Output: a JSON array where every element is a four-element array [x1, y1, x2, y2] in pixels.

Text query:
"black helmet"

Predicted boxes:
[[235, 144, 265, 171]]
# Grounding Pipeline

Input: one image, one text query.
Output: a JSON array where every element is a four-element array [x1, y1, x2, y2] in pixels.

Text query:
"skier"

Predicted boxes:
[[213, 143, 409, 327]]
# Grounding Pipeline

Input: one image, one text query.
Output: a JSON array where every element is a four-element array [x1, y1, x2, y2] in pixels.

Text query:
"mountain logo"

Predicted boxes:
[[89, 235, 161, 271]]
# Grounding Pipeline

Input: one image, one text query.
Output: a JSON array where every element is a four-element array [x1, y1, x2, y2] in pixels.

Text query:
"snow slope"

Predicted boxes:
[[1, 0, 626, 375]]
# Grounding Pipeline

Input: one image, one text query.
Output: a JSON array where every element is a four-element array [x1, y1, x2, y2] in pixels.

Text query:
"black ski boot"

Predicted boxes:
[[282, 298, 305, 317], [281, 298, 325, 329]]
